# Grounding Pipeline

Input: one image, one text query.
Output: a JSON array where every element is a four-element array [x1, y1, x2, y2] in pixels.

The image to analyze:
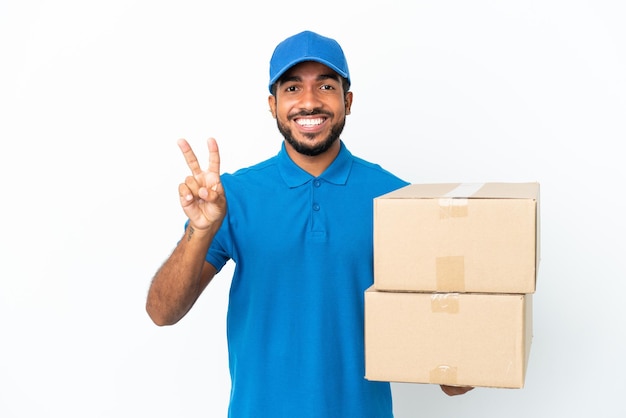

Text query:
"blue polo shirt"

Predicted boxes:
[[205, 141, 408, 418]]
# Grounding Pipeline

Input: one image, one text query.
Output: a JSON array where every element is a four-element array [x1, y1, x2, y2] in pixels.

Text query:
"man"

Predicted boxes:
[[146, 30, 471, 418]]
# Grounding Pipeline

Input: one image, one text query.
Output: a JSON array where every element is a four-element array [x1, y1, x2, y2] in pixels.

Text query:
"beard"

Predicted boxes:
[[276, 110, 346, 157]]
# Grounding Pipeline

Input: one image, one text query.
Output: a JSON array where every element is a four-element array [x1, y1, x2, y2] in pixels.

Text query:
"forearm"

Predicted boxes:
[[146, 224, 218, 326]]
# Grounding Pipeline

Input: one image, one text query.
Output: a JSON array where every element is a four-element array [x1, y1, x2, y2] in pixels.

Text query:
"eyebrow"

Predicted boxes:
[[280, 73, 341, 85]]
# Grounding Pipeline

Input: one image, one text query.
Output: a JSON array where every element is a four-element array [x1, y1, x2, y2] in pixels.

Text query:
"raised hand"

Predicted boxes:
[[177, 137, 227, 231]]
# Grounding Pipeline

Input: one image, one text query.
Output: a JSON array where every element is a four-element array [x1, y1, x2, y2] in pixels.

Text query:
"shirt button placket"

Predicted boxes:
[[312, 179, 322, 217], [309, 178, 327, 241], [313, 179, 322, 211]]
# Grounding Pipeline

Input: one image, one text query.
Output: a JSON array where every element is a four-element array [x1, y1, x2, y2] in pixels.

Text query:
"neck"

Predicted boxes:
[[284, 139, 341, 177]]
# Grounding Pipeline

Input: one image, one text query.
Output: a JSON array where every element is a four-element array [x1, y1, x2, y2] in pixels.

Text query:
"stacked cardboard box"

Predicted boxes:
[[365, 182, 540, 389]]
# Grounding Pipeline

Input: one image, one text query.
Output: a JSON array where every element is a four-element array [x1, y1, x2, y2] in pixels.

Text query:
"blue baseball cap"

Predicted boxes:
[[268, 30, 351, 93]]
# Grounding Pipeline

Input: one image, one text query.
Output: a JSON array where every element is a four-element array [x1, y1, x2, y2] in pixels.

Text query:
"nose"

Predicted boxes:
[[298, 86, 323, 111]]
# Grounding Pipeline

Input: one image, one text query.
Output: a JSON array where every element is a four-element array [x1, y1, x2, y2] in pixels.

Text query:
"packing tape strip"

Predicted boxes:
[[436, 256, 465, 291], [438, 183, 485, 219], [430, 365, 458, 385], [430, 293, 460, 314], [443, 182, 485, 198], [438, 198, 469, 218]]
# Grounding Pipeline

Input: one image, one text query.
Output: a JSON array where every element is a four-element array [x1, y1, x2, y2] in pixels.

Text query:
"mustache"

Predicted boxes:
[[288, 109, 332, 119]]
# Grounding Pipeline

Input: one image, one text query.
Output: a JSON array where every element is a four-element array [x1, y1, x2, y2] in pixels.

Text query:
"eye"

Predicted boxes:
[[320, 84, 334, 91]]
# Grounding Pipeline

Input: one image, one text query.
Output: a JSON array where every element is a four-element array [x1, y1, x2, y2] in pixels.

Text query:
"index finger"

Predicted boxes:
[[177, 138, 203, 176]]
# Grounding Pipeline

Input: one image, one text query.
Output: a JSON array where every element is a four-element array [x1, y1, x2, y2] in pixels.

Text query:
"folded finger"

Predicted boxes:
[[183, 175, 202, 197], [178, 183, 194, 205]]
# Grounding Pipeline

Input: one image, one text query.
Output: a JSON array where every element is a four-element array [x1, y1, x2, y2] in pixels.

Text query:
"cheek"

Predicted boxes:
[[275, 103, 294, 121]]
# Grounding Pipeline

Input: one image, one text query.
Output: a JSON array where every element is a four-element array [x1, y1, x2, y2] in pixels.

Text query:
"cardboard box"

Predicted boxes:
[[374, 182, 540, 293], [364, 287, 533, 389]]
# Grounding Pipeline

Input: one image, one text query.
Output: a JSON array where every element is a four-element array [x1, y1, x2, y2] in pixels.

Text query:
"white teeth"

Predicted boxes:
[[297, 118, 324, 126]]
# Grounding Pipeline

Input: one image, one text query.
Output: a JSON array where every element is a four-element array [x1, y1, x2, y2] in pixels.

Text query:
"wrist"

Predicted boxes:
[[185, 221, 220, 241]]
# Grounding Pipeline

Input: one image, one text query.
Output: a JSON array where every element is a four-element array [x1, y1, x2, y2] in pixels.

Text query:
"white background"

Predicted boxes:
[[1, 1, 625, 417]]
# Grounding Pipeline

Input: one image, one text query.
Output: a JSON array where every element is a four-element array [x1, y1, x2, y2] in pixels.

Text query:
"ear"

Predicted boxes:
[[344, 91, 353, 116], [268, 95, 277, 119]]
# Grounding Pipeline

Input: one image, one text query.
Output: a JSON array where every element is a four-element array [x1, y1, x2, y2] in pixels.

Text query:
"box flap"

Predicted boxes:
[[378, 182, 539, 200]]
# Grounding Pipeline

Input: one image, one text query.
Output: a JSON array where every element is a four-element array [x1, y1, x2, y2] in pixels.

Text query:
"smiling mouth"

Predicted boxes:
[[295, 117, 326, 127]]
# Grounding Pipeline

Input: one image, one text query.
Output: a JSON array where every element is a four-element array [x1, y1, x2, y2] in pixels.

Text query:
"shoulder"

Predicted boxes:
[[221, 154, 280, 187], [351, 154, 401, 177], [349, 154, 409, 190]]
